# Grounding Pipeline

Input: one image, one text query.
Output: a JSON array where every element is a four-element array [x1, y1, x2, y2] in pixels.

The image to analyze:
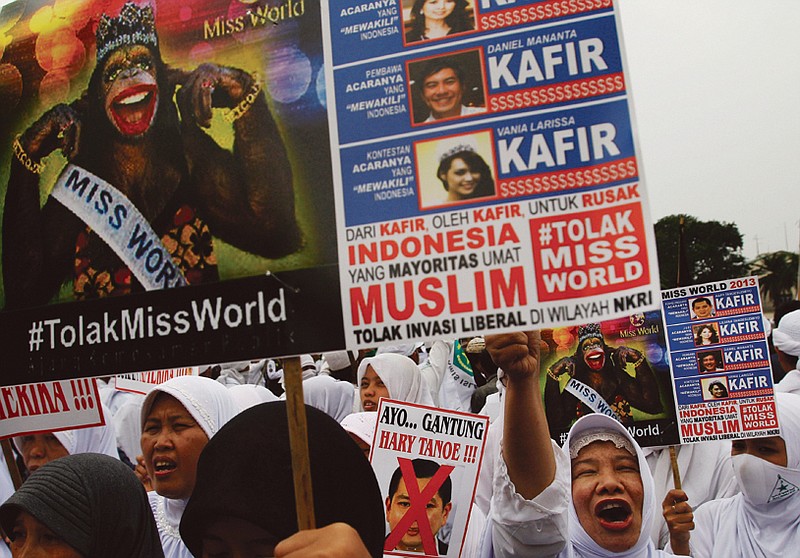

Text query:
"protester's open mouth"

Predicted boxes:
[[595, 499, 633, 531], [363, 399, 377, 411], [110, 84, 157, 136], [585, 349, 605, 371], [153, 458, 177, 477]]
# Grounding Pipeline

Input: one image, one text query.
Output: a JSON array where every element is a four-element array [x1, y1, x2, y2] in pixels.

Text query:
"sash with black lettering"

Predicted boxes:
[[564, 377, 621, 421], [51, 164, 187, 290]]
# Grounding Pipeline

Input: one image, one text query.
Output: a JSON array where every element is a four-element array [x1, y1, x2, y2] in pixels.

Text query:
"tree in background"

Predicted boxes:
[[654, 215, 747, 289], [750, 250, 799, 309]]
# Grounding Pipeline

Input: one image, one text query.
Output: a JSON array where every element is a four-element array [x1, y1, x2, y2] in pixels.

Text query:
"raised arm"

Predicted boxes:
[[486, 331, 554, 498]]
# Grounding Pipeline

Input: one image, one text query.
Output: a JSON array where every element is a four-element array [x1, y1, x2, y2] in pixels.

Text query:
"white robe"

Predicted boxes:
[[666, 392, 800, 558], [644, 441, 738, 548], [775, 369, 800, 395], [149, 492, 192, 558], [484, 414, 674, 558]]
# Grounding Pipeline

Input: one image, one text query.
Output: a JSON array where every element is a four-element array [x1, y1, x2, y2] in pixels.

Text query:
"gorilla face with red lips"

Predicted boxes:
[[581, 336, 607, 371], [101, 44, 159, 137]]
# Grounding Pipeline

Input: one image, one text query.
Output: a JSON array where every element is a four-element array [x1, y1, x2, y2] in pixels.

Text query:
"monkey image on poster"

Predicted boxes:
[[543, 322, 663, 436], [2, 2, 303, 309]]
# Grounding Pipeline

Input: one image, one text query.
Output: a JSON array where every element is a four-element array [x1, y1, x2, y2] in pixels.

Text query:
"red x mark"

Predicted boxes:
[[384, 457, 455, 555]]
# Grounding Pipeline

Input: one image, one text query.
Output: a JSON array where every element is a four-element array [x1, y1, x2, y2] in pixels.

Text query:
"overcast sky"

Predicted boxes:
[[616, 0, 800, 260], [3, 0, 797, 260]]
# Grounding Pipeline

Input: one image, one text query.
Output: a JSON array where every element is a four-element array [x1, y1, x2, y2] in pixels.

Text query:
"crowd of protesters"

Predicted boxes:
[[1, 305, 800, 557]]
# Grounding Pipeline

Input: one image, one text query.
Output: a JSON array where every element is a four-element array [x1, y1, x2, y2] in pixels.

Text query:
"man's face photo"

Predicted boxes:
[[386, 476, 452, 552], [702, 354, 718, 371], [699, 351, 723, 372], [422, 66, 463, 120], [691, 298, 714, 319]]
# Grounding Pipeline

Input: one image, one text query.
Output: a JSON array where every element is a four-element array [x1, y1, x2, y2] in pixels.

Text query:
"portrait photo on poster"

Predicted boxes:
[[701, 376, 730, 401], [407, 49, 487, 125], [697, 349, 725, 374], [401, 0, 477, 45], [414, 130, 497, 209], [384, 457, 457, 556], [689, 296, 717, 320], [693, 322, 721, 346]]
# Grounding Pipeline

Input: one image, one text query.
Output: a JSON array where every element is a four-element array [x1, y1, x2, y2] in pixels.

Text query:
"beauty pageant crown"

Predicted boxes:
[[577, 323, 603, 347], [96, 2, 158, 63]]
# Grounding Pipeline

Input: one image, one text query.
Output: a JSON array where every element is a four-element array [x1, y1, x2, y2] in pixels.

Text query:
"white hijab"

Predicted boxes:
[[775, 369, 800, 396], [227, 384, 279, 412], [140, 375, 239, 441], [711, 392, 800, 558], [356, 353, 434, 411], [140, 376, 239, 558], [301, 375, 355, 423], [13, 403, 119, 460], [564, 413, 667, 558]]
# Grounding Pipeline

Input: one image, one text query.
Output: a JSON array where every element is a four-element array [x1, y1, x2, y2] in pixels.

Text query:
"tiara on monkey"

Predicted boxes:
[[577, 323, 603, 347], [96, 2, 159, 63]]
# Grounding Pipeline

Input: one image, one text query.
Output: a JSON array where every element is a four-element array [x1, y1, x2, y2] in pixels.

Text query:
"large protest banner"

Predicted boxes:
[[372, 399, 488, 557], [0, 0, 662, 386], [539, 310, 679, 447], [324, 0, 661, 348], [0, 0, 345, 383], [662, 277, 779, 444]]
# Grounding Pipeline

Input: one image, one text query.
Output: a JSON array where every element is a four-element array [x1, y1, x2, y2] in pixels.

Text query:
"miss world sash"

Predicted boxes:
[[52, 164, 187, 291], [564, 376, 621, 421]]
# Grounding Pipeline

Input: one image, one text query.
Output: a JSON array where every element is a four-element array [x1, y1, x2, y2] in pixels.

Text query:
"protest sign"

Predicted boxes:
[[0, 0, 344, 382], [0, 378, 104, 439], [114, 366, 199, 395], [0, 0, 661, 384], [539, 310, 679, 447], [372, 399, 488, 557], [662, 277, 779, 444], [325, 0, 662, 348]]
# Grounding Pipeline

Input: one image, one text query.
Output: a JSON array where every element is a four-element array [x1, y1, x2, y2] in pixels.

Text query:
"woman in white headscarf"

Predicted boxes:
[[664, 391, 800, 557], [302, 374, 355, 423], [356, 353, 434, 412], [227, 383, 279, 412], [139, 375, 239, 558], [479, 331, 671, 558], [562, 413, 671, 558], [14, 402, 119, 475]]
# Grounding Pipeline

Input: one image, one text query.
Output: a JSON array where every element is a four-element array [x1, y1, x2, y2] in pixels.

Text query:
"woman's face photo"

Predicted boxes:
[[700, 326, 713, 341], [441, 157, 480, 199], [422, 0, 456, 22]]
